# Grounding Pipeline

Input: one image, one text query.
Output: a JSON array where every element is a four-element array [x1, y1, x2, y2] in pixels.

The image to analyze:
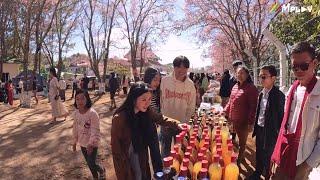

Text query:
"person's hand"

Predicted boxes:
[[270, 162, 278, 177], [87, 145, 93, 155], [295, 162, 312, 180], [72, 144, 76, 152], [248, 124, 254, 132]]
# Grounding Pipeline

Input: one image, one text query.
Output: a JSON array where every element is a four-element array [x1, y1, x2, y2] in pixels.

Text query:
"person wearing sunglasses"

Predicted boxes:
[[249, 65, 285, 180], [270, 41, 320, 179]]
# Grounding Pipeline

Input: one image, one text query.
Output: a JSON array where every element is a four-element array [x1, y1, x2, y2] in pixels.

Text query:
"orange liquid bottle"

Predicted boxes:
[[224, 154, 239, 180], [181, 158, 193, 178], [170, 150, 181, 174], [209, 154, 222, 180], [192, 153, 205, 180], [175, 134, 184, 162], [223, 143, 233, 167], [189, 141, 198, 164], [178, 166, 189, 179]]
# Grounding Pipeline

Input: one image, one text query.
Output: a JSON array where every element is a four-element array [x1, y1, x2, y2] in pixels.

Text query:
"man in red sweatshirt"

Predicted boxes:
[[270, 41, 320, 179]]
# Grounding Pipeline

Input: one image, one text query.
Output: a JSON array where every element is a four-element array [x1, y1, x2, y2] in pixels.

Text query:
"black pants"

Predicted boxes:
[[81, 147, 103, 178], [72, 86, 77, 98], [255, 126, 272, 177]]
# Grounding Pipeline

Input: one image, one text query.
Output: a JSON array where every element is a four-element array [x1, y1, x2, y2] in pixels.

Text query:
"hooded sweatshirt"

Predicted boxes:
[[160, 73, 196, 123]]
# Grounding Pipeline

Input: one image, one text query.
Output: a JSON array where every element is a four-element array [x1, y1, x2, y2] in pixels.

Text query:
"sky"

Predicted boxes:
[[67, 0, 213, 69]]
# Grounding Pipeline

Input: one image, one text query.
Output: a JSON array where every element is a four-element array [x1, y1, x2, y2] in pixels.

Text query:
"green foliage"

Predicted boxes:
[[270, 11, 320, 49]]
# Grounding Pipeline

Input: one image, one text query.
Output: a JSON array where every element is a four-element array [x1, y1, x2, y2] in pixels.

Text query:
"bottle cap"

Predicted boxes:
[[170, 150, 177, 158], [189, 141, 195, 147], [179, 166, 188, 177], [175, 134, 182, 143], [200, 147, 207, 154], [155, 171, 164, 178], [216, 138, 222, 144], [228, 143, 233, 151], [216, 143, 222, 149], [163, 156, 173, 167], [184, 151, 191, 159], [182, 158, 190, 166], [197, 153, 204, 161], [217, 149, 222, 156], [201, 160, 209, 169], [213, 154, 220, 163], [231, 153, 238, 162], [186, 146, 192, 154]]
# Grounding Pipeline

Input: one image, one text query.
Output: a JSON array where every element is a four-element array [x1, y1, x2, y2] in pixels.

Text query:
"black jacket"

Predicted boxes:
[[252, 86, 285, 151], [219, 74, 231, 97]]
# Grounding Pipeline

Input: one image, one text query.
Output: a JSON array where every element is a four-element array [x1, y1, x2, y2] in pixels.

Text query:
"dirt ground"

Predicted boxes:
[[0, 89, 258, 180]]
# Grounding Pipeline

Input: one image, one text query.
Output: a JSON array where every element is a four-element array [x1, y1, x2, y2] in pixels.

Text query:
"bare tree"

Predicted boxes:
[[43, 0, 80, 78], [118, 0, 175, 78], [81, 0, 120, 82]]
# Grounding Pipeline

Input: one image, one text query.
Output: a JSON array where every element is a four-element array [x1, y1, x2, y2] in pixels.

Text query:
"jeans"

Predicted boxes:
[[81, 147, 104, 179]]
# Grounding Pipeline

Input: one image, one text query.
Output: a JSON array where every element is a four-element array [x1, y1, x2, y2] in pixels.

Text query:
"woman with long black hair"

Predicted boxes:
[[111, 82, 179, 180]]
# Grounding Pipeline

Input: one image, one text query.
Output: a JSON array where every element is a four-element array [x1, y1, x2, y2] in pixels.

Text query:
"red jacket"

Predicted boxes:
[[224, 82, 259, 125]]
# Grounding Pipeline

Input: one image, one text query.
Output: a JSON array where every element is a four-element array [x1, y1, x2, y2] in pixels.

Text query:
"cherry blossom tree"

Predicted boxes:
[[183, 0, 274, 74]]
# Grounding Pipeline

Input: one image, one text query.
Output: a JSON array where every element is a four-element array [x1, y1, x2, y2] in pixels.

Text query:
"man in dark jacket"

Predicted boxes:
[[109, 72, 119, 110], [249, 65, 285, 180]]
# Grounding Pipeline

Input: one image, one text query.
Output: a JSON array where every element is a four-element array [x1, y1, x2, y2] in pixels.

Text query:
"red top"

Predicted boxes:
[[224, 82, 259, 125]]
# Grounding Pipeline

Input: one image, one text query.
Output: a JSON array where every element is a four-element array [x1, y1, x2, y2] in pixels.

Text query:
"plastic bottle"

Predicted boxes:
[[208, 154, 222, 180], [154, 171, 165, 180], [163, 156, 176, 180], [178, 166, 189, 180], [192, 153, 205, 180], [223, 143, 233, 167], [181, 158, 193, 178], [224, 154, 239, 180], [170, 150, 181, 174]]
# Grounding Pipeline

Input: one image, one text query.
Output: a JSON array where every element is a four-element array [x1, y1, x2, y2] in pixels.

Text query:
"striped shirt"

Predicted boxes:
[[150, 90, 160, 113]]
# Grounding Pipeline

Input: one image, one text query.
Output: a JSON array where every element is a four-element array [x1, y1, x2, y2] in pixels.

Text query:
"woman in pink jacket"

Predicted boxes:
[[72, 89, 106, 180]]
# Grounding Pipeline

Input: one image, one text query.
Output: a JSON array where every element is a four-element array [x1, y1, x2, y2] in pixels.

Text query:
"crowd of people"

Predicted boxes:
[[1, 41, 320, 180]]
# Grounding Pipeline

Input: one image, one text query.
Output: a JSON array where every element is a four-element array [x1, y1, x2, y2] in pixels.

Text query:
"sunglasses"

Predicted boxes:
[[292, 61, 312, 71]]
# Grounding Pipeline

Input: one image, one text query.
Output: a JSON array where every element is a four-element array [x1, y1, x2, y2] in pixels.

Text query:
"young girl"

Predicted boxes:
[[111, 82, 180, 180], [72, 89, 105, 180]]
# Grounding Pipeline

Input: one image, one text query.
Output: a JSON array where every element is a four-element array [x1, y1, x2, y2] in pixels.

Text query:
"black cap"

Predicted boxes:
[[232, 60, 243, 67]]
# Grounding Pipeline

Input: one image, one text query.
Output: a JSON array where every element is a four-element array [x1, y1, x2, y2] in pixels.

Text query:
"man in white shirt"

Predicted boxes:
[[59, 77, 66, 102], [249, 65, 285, 180], [160, 56, 196, 158], [271, 42, 320, 179]]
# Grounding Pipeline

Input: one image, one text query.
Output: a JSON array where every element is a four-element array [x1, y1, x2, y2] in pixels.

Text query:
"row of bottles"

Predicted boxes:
[[157, 110, 239, 180]]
